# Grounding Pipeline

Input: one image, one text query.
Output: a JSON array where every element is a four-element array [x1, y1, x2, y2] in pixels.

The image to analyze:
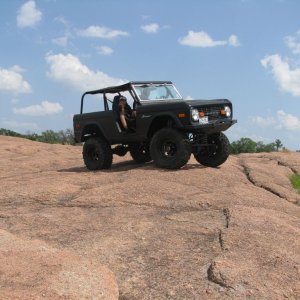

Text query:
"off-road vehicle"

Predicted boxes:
[[73, 81, 237, 170]]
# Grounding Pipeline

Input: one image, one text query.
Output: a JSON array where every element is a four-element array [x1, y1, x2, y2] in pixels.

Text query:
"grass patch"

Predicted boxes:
[[290, 174, 300, 194]]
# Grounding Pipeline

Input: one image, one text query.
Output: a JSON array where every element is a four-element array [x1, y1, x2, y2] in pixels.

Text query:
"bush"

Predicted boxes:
[[0, 128, 23, 137], [290, 174, 300, 194], [256, 141, 276, 153], [230, 137, 284, 154], [230, 138, 256, 154], [0, 128, 75, 145]]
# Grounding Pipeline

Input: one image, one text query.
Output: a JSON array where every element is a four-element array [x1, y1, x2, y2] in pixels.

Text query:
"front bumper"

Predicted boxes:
[[184, 119, 237, 134]]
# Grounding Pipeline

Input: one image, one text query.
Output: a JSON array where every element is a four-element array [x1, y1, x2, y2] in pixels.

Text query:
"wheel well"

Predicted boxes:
[[148, 116, 175, 138], [81, 124, 105, 142]]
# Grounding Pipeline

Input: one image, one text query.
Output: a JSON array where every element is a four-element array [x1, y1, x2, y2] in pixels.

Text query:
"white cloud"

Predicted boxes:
[[52, 36, 69, 47], [11, 98, 19, 104], [54, 16, 69, 27], [52, 17, 74, 48], [178, 31, 240, 48], [251, 116, 276, 127], [261, 54, 300, 97], [185, 96, 194, 100], [179, 31, 226, 47], [226, 124, 270, 143], [277, 110, 300, 131], [46, 53, 126, 91], [284, 31, 300, 54], [77, 26, 128, 39], [17, 0, 42, 28], [141, 23, 160, 33], [0, 120, 39, 132], [96, 46, 113, 55], [0, 65, 32, 94], [13, 101, 63, 116], [228, 35, 241, 47], [10, 65, 25, 73], [252, 111, 300, 131]]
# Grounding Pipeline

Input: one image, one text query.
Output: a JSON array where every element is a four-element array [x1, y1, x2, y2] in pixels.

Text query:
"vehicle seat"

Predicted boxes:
[[112, 95, 119, 113], [112, 95, 122, 132]]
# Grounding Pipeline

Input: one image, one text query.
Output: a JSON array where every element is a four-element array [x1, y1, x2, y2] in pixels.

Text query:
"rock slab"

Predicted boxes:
[[0, 136, 300, 299]]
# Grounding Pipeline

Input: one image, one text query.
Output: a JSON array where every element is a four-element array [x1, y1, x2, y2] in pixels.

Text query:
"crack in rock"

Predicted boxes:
[[207, 262, 233, 289], [218, 210, 230, 251], [0, 214, 10, 219], [223, 208, 230, 228], [32, 200, 99, 209], [218, 229, 225, 251], [273, 160, 298, 175], [241, 164, 286, 200], [32, 199, 179, 211]]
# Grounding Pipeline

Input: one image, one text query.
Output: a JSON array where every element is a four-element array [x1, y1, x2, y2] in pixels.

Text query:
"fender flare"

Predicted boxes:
[[146, 113, 183, 138], [81, 122, 107, 141]]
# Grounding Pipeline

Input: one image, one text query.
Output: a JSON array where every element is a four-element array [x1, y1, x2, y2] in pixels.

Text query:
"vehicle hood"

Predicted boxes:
[[184, 99, 231, 107], [137, 98, 232, 114]]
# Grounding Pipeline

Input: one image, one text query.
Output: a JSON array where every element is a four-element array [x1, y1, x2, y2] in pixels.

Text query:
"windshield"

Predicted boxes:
[[133, 84, 182, 101]]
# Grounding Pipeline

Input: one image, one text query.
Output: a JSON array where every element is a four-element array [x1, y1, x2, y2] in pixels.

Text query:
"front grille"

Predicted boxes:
[[197, 105, 225, 121]]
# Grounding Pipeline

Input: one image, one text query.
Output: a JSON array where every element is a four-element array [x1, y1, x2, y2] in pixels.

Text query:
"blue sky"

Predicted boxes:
[[0, 0, 300, 150]]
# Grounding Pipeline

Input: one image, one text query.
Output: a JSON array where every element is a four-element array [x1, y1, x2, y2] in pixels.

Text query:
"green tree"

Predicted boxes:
[[256, 141, 276, 153], [230, 138, 257, 154], [26, 133, 39, 141], [275, 139, 283, 151], [39, 130, 60, 144], [0, 128, 22, 137], [57, 129, 75, 145], [0, 128, 75, 145]]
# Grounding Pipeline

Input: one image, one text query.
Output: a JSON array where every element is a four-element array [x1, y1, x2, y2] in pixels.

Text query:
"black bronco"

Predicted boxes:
[[73, 81, 237, 170]]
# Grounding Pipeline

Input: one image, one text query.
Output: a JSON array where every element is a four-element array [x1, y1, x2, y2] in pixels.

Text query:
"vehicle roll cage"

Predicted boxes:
[[80, 81, 173, 114]]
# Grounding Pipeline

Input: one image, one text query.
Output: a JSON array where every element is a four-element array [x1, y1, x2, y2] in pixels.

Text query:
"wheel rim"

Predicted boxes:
[[209, 139, 219, 156], [89, 147, 100, 161], [132, 142, 149, 157], [161, 140, 177, 158], [138, 144, 147, 155]]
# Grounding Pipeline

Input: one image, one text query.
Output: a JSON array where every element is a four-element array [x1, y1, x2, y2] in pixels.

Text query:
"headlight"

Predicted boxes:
[[191, 109, 199, 122], [224, 106, 231, 117]]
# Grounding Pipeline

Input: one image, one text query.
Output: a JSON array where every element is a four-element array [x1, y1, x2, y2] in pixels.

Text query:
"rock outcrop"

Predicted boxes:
[[0, 136, 299, 299]]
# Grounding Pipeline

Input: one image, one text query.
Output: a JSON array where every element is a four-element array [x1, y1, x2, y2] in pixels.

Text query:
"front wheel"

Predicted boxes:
[[194, 132, 230, 167], [83, 137, 112, 170], [150, 128, 191, 169]]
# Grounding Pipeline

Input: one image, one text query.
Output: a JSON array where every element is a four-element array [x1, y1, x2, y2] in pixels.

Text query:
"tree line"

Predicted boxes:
[[230, 137, 284, 154], [0, 128, 75, 145]]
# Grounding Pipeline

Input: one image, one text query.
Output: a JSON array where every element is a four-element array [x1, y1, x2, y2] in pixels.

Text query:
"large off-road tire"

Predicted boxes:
[[83, 137, 112, 170], [129, 142, 152, 164], [150, 128, 191, 169], [194, 132, 230, 167]]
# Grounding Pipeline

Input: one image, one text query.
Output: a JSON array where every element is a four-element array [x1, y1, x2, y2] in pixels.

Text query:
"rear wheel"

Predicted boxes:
[[129, 142, 152, 163], [194, 132, 229, 167], [83, 137, 112, 170], [150, 128, 191, 169]]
